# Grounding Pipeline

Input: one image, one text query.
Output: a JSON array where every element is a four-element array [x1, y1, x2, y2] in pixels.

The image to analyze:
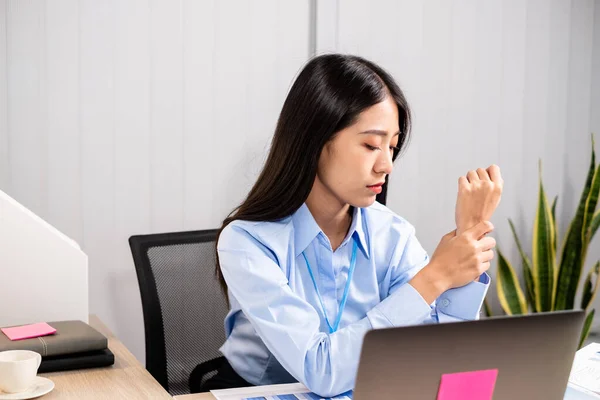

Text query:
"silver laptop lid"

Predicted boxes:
[[354, 310, 585, 400]]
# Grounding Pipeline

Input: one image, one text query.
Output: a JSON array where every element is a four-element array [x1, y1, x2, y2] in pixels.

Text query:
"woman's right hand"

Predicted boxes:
[[409, 221, 496, 304]]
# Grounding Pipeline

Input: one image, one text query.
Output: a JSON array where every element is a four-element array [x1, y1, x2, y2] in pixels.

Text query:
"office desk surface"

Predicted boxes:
[[175, 393, 214, 399], [39, 315, 172, 399]]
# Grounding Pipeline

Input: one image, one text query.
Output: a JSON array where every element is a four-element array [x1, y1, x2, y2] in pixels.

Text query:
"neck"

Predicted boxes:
[[306, 177, 352, 250]]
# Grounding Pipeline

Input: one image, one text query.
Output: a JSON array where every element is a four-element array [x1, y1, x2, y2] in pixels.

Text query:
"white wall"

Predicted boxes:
[[0, 0, 311, 363], [1, 0, 600, 363], [326, 0, 600, 316]]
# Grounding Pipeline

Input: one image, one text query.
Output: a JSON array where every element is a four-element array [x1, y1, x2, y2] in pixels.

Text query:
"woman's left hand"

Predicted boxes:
[[455, 165, 503, 236]]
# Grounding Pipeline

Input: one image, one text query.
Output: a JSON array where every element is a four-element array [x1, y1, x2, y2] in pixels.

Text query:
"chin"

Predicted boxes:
[[349, 196, 377, 208]]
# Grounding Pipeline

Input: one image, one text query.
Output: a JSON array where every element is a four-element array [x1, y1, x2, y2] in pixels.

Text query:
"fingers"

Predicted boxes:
[[486, 164, 503, 185], [464, 165, 503, 186], [480, 250, 495, 263], [465, 220, 494, 239], [480, 261, 491, 274], [478, 236, 497, 251], [476, 168, 490, 181], [466, 170, 478, 183]]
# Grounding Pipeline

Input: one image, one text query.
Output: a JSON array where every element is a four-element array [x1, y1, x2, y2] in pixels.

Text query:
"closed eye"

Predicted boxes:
[[366, 144, 400, 152]]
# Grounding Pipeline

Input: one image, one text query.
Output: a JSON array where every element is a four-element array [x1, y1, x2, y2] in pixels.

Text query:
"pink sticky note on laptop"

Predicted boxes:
[[436, 369, 498, 400], [1, 322, 57, 341]]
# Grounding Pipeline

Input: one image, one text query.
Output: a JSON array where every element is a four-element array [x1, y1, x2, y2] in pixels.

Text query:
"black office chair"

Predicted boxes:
[[129, 229, 229, 395]]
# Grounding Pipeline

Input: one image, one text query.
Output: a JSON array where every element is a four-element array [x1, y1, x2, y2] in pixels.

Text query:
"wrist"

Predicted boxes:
[[457, 219, 480, 235], [409, 261, 451, 304]]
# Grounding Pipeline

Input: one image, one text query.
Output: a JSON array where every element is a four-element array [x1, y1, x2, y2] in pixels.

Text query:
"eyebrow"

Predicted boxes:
[[359, 129, 400, 137]]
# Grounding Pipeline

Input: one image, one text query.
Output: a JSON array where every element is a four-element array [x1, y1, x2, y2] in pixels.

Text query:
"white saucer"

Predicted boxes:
[[0, 377, 54, 399]]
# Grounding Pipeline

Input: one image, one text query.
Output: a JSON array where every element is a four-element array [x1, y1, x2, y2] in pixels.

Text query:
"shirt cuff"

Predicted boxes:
[[367, 282, 433, 329], [436, 273, 490, 322]]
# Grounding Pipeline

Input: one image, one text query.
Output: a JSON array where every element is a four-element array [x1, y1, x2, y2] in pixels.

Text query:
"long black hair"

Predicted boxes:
[[216, 54, 412, 294]]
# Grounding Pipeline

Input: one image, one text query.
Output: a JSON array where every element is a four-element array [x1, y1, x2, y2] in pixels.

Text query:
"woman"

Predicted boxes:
[[193, 54, 502, 396]]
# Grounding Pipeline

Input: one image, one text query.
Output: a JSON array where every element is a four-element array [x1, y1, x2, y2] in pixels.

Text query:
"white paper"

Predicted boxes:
[[210, 382, 353, 400], [568, 343, 600, 398], [211, 383, 307, 400]]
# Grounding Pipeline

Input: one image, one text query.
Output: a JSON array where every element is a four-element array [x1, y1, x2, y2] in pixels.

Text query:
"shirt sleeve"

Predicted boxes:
[[218, 223, 447, 397], [376, 227, 490, 327]]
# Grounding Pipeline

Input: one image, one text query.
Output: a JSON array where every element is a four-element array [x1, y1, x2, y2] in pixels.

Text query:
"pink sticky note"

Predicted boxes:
[[436, 369, 498, 400], [1, 322, 57, 341]]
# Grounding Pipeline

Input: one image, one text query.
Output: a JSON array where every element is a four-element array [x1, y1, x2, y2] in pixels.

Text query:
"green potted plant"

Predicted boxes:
[[487, 135, 600, 348]]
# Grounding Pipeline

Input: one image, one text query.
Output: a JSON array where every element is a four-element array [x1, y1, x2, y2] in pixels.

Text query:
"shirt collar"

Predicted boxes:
[[292, 203, 370, 259]]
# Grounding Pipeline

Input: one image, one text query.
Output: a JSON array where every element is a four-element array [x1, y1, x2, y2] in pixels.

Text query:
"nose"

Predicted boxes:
[[374, 149, 394, 175]]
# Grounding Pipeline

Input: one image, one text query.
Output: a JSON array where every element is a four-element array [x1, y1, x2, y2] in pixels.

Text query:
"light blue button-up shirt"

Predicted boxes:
[[218, 202, 490, 397]]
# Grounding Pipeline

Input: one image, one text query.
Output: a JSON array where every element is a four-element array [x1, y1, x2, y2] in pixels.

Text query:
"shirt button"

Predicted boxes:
[[441, 298, 450, 307]]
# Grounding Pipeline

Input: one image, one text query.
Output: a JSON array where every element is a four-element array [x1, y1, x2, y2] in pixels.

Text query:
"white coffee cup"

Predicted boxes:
[[0, 350, 42, 393]]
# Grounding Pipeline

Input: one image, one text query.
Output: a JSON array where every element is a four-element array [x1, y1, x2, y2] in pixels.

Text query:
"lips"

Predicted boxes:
[[367, 183, 384, 194]]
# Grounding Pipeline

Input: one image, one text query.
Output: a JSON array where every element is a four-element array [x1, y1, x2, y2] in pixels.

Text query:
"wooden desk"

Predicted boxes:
[[174, 393, 214, 399], [39, 315, 173, 399]]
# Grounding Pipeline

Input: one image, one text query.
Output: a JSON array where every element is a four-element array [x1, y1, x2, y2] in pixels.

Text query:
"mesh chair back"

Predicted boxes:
[[129, 230, 228, 395]]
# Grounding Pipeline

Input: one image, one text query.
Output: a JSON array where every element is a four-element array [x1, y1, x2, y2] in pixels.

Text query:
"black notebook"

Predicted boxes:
[[0, 320, 108, 357], [38, 348, 115, 373]]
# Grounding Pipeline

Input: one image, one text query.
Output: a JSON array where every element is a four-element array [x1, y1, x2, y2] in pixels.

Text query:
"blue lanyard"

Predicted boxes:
[[301, 239, 358, 334]]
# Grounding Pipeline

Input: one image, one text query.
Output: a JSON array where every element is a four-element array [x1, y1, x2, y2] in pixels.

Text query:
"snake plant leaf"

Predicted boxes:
[[533, 162, 556, 312], [555, 141, 597, 310], [551, 196, 558, 253], [591, 211, 600, 242], [579, 309, 595, 349], [584, 137, 600, 236], [483, 299, 492, 317], [583, 166, 600, 259], [509, 219, 535, 311], [581, 261, 600, 311], [522, 264, 535, 313], [497, 249, 528, 315]]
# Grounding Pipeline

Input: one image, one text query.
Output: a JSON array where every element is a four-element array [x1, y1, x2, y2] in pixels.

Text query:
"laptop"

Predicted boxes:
[[353, 310, 585, 399]]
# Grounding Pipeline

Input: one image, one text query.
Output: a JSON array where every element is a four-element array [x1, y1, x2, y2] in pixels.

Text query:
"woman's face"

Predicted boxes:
[[316, 95, 400, 209]]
